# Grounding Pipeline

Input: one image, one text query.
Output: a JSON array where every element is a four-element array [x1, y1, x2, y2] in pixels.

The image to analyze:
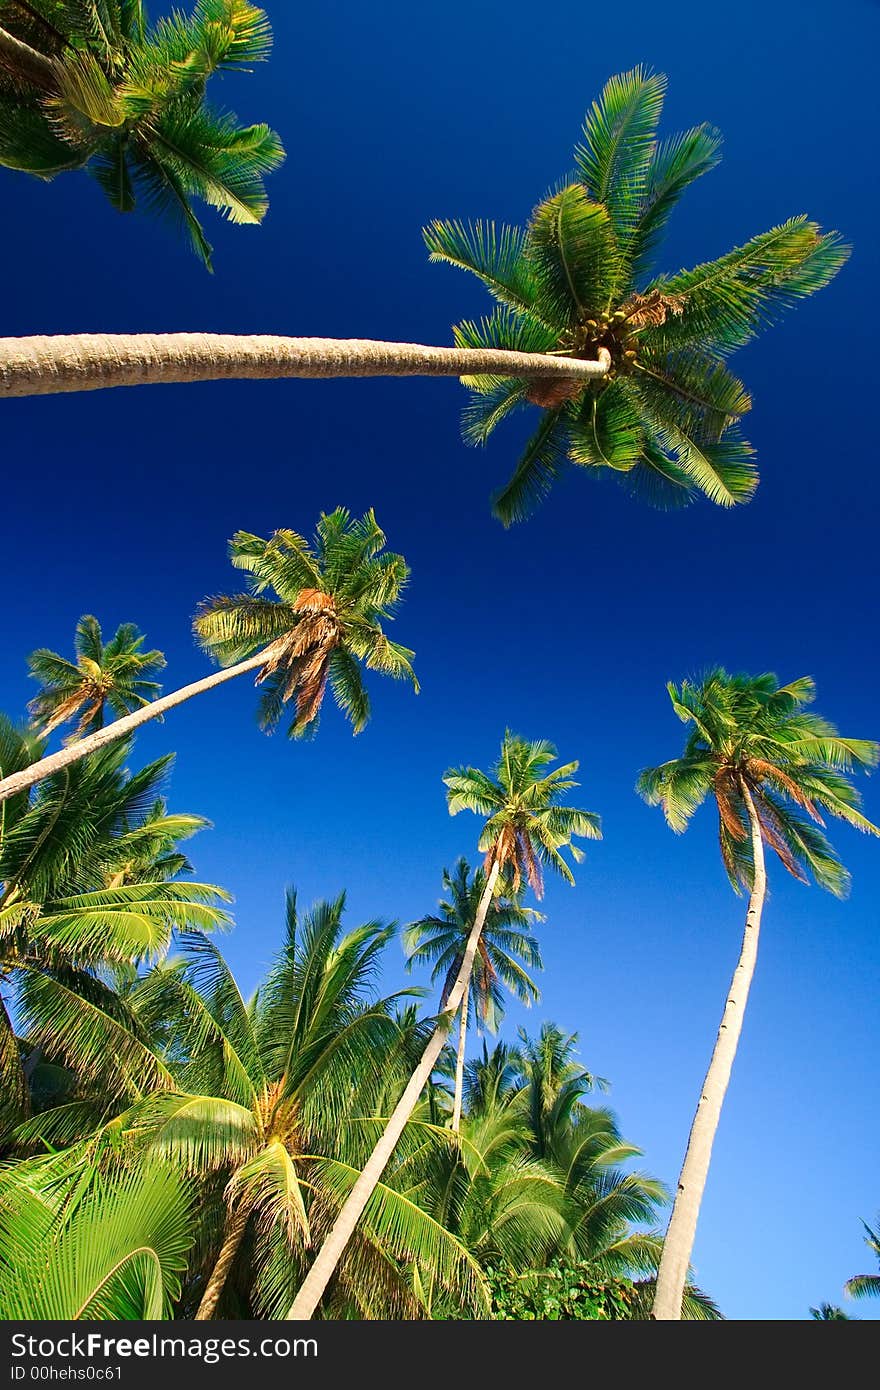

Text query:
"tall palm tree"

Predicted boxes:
[[25, 894, 487, 1319], [287, 731, 601, 1319], [0, 510, 418, 806], [0, 718, 229, 1136], [0, 0, 284, 267], [0, 68, 840, 405], [425, 66, 847, 523], [27, 615, 165, 740], [638, 670, 879, 1319], [844, 1218, 880, 1302], [404, 858, 543, 1131]]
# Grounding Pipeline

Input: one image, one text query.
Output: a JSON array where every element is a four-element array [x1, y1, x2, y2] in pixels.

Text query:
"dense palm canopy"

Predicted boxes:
[[0, 719, 229, 1138], [404, 858, 543, 1033], [27, 615, 165, 740], [637, 670, 880, 894], [425, 66, 847, 523], [845, 1218, 880, 1301], [0, 0, 284, 267], [423, 1031, 719, 1320], [444, 732, 602, 894], [12, 893, 491, 1319], [194, 508, 418, 739]]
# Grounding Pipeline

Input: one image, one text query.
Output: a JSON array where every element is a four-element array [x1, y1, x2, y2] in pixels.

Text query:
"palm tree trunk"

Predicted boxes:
[[451, 976, 469, 1133], [651, 783, 767, 1320], [0, 24, 56, 90], [286, 855, 502, 1320], [194, 1206, 250, 1320], [0, 652, 268, 806], [0, 334, 610, 399]]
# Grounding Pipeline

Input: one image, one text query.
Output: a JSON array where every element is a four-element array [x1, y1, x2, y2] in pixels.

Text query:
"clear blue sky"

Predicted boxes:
[[2, 0, 878, 1321]]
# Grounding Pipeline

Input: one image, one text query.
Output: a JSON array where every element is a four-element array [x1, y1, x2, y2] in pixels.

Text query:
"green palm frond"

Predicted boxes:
[[0, 0, 283, 265], [0, 1160, 194, 1319]]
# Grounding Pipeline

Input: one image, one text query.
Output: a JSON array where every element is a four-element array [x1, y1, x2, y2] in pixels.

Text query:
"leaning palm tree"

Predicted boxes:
[[0, 68, 840, 401], [638, 670, 879, 1319], [287, 731, 601, 1319], [27, 615, 165, 740], [844, 1218, 880, 1302], [425, 66, 847, 523], [404, 858, 543, 1131], [0, 0, 284, 267], [0, 510, 418, 805]]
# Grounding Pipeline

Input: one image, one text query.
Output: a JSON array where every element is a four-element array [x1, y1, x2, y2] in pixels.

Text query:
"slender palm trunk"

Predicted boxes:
[[194, 1206, 250, 1320], [651, 784, 767, 1320], [287, 856, 502, 1320], [451, 976, 470, 1133], [0, 334, 610, 399], [0, 24, 56, 90], [0, 652, 268, 806]]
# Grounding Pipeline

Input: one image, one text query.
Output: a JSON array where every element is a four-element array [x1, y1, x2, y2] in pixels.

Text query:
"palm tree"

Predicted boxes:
[[845, 1218, 880, 1302], [0, 68, 841, 405], [286, 731, 601, 1319], [425, 66, 847, 523], [0, 0, 284, 268], [27, 615, 165, 740], [0, 510, 418, 806], [0, 718, 230, 1136], [404, 858, 543, 1131], [638, 670, 879, 1319], [30, 894, 487, 1319], [809, 1303, 852, 1319]]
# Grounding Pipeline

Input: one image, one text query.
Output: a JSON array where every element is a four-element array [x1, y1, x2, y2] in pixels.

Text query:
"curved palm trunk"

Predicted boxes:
[[451, 976, 470, 1133], [194, 1206, 250, 1320], [0, 652, 268, 806], [0, 334, 610, 399], [286, 856, 502, 1320], [651, 784, 767, 1320], [0, 24, 56, 90]]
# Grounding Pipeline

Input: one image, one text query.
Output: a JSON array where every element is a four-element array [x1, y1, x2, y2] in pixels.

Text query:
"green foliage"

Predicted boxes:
[[638, 669, 879, 895], [405, 857, 543, 1033], [194, 509, 418, 740], [844, 1217, 880, 1301], [810, 1303, 852, 1319], [484, 1261, 636, 1320], [0, 1155, 194, 1318], [426, 66, 846, 523], [444, 731, 601, 895], [28, 615, 165, 740], [0, 724, 228, 1137], [0, 1, 284, 266]]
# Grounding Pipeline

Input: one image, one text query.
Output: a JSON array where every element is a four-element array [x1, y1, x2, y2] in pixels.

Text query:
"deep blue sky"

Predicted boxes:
[[2, 0, 878, 1321]]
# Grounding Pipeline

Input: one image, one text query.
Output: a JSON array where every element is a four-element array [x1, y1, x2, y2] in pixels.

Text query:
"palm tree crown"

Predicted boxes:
[[28, 615, 165, 739], [425, 66, 847, 524], [637, 670, 879, 895], [444, 732, 601, 895], [404, 858, 543, 1033], [0, 0, 284, 267], [194, 508, 418, 739], [845, 1218, 880, 1301]]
